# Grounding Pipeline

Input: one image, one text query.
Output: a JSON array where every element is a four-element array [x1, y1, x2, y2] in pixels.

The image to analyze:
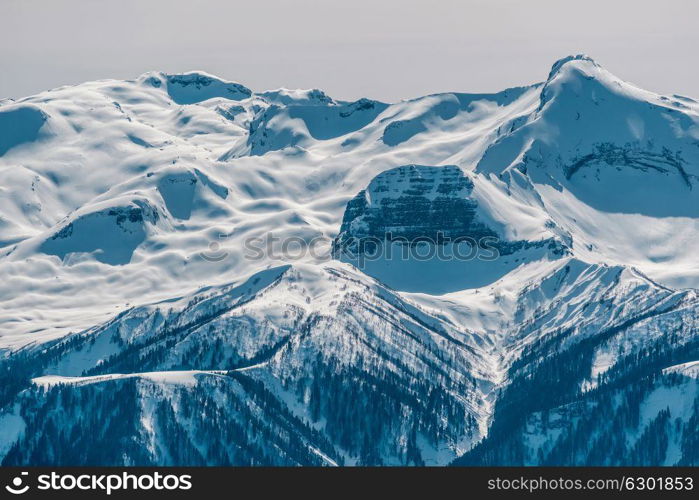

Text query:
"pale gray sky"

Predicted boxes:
[[2, 0, 698, 102]]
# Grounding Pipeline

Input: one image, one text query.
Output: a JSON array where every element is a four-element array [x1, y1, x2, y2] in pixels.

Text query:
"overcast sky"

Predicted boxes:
[[2, 0, 698, 102]]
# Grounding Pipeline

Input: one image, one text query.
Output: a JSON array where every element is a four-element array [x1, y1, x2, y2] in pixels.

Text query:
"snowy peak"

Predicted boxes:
[[139, 71, 252, 105], [545, 54, 600, 81], [537, 54, 615, 111], [257, 88, 335, 106], [472, 56, 699, 286], [478, 54, 699, 213], [240, 96, 388, 156], [538, 54, 655, 111]]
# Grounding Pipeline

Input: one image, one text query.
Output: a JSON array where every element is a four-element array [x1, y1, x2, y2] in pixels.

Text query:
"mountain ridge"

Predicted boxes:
[[0, 56, 697, 465]]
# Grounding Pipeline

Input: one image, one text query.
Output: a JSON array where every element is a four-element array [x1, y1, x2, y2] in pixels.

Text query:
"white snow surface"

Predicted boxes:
[[32, 370, 227, 387], [1, 55, 698, 352]]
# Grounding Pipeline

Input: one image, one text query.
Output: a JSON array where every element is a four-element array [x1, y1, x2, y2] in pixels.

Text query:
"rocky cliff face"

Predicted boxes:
[[335, 165, 487, 246], [333, 164, 566, 260]]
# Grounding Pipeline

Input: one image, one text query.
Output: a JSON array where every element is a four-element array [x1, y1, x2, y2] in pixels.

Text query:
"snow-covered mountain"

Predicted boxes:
[[0, 56, 697, 465]]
